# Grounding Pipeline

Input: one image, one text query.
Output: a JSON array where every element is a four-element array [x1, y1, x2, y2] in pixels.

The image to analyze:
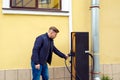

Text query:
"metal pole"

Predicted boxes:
[[91, 0, 100, 80]]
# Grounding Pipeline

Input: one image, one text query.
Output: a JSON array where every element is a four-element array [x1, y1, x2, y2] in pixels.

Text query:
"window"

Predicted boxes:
[[10, 0, 38, 8], [40, 0, 51, 4], [10, 0, 61, 10], [3, 0, 69, 15]]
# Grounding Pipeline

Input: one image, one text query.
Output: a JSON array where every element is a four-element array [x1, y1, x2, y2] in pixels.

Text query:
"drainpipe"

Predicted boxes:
[[90, 0, 100, 80]]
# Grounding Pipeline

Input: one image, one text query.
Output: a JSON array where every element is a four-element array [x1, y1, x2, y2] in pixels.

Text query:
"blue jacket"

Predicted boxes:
[[31, 33, 66, 65]]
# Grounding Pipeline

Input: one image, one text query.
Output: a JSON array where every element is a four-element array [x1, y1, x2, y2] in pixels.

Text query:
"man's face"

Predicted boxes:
[[49, 30, 57, 39]]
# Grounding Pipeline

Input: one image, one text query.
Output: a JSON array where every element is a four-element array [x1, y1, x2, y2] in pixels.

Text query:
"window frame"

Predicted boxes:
[[10, 0, 61, 10], [10, 0, 38, 9]]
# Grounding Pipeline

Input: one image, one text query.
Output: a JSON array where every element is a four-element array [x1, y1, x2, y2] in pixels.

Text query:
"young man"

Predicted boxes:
[[31, 26, 68, 80]]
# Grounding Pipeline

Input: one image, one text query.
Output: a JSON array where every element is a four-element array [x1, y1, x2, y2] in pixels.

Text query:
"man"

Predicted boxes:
[[31, 26, 68, 80]]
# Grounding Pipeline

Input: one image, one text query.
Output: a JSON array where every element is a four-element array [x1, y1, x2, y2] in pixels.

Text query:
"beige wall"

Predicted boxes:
[[0, 64, 120, 80], [0, 67, 71, 80], [100, 0, 120, 64], [72, 0, 91, 32]]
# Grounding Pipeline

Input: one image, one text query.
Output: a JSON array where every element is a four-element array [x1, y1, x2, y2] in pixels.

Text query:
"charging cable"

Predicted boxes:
[[65, 51, 94, 80], [65, 59, 81, 80]]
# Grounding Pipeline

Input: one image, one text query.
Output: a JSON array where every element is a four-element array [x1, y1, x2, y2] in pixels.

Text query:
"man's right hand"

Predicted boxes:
[[35, 64, 40, 70]]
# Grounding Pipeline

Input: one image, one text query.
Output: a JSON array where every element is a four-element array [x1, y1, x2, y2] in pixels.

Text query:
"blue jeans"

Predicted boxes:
[[31, 61, 49, 80]]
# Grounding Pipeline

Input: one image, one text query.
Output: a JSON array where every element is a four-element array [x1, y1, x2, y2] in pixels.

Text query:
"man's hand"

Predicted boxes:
[[35, 64, 40, 70], [65, 54, 69, 60]]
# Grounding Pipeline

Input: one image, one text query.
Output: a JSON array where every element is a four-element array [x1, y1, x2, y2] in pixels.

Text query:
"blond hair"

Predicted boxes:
[[49, 26, 59, 33]]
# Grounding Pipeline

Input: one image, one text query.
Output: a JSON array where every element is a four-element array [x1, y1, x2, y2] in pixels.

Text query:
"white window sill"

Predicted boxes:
[[2, 8, 69, 16]]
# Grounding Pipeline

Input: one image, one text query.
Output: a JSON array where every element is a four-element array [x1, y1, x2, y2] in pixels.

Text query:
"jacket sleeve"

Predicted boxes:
[[32, 36, 43, 64], [53, 46, 67, 59]]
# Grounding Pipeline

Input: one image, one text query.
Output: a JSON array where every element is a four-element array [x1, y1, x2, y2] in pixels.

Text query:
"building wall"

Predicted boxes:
[[72, 0, 120, 64], [0, 64, 120, 80], [0, 66, 71, 80], [72, 0, 91, 32], [100, 0, 120, 64], [0, 1, 69, 69], [1, 0, 120, 71]]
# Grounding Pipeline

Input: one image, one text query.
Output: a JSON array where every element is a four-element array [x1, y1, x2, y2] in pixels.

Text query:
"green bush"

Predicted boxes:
[[101, 75, 111, 80]]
